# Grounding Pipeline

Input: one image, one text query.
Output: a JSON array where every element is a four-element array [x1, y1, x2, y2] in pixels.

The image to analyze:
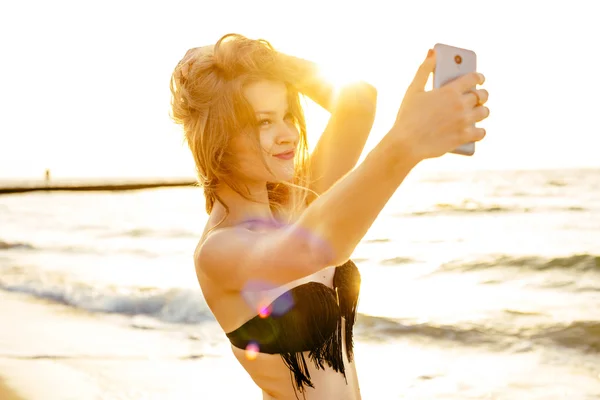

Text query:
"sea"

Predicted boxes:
[[1, 167, 599, 399]]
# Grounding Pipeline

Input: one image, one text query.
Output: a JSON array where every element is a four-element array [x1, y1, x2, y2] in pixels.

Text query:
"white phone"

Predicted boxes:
[[433, 43, 478, 156]]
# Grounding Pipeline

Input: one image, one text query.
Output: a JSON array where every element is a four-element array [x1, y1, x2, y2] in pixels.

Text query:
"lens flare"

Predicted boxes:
[[258, 301, 272, 318], [245, 342, 260, 360], [242, 278, 296, 317]]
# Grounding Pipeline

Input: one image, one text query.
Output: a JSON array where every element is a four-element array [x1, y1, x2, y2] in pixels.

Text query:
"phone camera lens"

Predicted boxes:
[[454, 55, 462, 64]]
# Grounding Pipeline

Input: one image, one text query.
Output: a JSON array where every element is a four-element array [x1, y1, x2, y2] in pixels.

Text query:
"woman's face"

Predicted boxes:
[[230, 80, 299, 186]]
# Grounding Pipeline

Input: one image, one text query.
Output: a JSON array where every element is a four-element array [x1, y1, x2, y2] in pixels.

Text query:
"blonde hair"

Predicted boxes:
[[169, 33, 312, 225]]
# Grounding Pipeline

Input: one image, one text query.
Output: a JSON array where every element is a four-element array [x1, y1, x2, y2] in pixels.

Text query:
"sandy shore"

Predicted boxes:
[[0, 378, 25, 400], [0, 290, 259, 400]]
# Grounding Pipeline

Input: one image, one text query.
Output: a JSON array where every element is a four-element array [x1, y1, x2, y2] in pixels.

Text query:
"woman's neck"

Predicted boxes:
[[213, 183, 276, 226]]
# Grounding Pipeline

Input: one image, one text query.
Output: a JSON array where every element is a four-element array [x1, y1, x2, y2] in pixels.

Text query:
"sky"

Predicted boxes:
[[1, 0, 598, 180]]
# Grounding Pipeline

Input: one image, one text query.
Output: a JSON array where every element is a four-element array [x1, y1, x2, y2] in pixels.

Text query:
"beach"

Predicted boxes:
[[1, 168, 599, 399], [0, 378, 24, 400], [0, 291, 260, 400]]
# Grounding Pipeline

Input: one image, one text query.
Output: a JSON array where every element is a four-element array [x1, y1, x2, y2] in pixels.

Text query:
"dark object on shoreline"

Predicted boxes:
[[0, 179, 197, 195]]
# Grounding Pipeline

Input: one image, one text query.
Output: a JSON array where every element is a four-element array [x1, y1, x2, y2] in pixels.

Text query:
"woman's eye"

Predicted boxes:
[[258, 114, 293, 127]]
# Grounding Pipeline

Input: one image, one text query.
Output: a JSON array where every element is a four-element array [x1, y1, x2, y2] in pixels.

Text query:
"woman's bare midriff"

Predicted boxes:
[[231, 320, 361, 400]]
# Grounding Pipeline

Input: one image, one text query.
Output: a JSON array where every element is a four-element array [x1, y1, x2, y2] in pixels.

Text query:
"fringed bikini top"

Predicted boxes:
[[226, 260, 361, 393]]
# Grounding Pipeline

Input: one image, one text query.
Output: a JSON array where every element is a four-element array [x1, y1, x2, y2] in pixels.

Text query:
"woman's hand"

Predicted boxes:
[[392, 49, 490, 162]]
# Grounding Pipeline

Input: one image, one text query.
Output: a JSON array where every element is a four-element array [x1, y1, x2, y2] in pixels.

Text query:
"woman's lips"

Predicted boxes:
[[273, 151, 295, 160]]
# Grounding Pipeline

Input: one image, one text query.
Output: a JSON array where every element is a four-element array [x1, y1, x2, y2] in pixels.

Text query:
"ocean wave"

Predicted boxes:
[[441, 254, 599, 273], [0, 239, 165, 258], [396, 200, 589, 217], [355, 314, 600, 352], [0, 266, 213, 324], [547, 180, 568, 187], [532, 321, 600, 352], [364, 238, 391, 244], [0, 240, 35, 250], [2, 268, 599, 353], [380, 257, 418, 266], [355, 315, 498, 345], [51, 245, 161, 258], [399, 200, 526, 217], [529, 321, 600, 353], [100, 228, 198, 239]]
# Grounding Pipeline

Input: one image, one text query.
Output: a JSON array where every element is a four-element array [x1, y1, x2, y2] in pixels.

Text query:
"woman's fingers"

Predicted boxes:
[[464, 89, 489, 108], [461, 126, 487, 143], [407, 49, 437, 95], [469, 105, 491, 123], [449, 72, 485, 93]]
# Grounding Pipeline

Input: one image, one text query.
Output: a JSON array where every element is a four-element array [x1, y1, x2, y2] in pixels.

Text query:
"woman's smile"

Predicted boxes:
[[273, 150, 295, 160]]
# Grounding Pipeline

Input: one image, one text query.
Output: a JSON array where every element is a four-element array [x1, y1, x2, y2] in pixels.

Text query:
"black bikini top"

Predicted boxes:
[[226, 260, 361, 393]]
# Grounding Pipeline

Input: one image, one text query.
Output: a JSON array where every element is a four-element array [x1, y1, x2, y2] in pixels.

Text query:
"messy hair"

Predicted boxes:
[[169, 33, 312, 227]]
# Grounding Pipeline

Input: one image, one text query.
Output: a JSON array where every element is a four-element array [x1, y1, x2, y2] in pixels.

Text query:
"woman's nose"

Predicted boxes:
[[275, 124, 298, 146]]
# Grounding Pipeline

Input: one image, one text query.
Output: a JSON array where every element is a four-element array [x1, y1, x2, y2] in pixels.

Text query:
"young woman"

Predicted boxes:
[[169, 33, 489, 400]]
